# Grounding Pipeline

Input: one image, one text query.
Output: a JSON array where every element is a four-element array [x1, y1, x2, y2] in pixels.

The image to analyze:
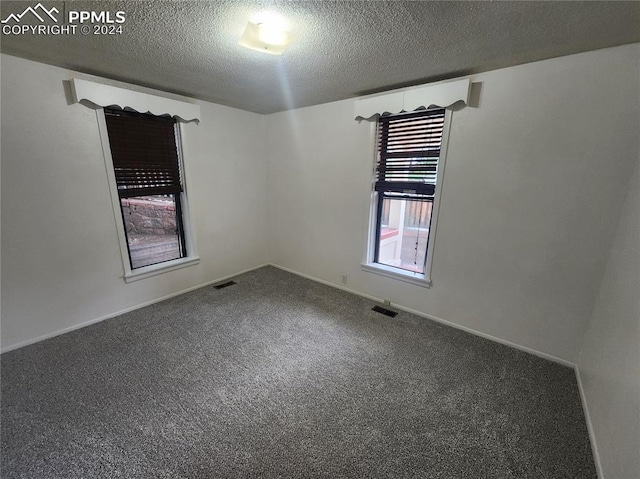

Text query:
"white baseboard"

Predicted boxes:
[[3, 260, 576, 371], [3, 261, 602, 475], [0, 263, 270, 354], [269, 263, 575, 368], [575, 367, 604, 478]]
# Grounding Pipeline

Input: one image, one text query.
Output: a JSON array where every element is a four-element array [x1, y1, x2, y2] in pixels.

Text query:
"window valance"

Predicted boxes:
[[71, 78, 201, 123], [354, 78, 470, 121]]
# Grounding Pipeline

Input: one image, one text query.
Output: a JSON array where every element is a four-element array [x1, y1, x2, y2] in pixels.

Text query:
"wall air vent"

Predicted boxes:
[[372, 305, 398, 318], [214, 281, 237, 290]]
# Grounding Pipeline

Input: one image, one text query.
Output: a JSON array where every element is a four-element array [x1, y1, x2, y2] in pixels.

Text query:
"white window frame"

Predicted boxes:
[[361, 109, 452, 288], [96, 109, 199, 282]]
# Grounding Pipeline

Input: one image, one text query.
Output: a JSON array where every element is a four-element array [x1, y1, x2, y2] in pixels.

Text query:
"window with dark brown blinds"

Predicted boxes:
[[376, 108, 446, 198], [104, 109, 182, 198]]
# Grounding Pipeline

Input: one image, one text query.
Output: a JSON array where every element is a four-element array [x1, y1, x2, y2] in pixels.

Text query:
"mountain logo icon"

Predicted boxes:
[[1, 3, 59, 24]]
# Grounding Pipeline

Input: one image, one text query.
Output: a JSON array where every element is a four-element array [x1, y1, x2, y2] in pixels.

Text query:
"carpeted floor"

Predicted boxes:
[[1, 266, 596, 478]]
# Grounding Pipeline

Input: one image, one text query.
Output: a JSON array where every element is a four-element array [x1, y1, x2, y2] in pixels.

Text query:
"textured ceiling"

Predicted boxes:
[[1, 1, 639, 114]]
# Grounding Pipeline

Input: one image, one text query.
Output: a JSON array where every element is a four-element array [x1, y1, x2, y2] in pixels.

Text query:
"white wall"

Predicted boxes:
[[266, 43, 640, 363], [577, 156, 639, 479], [2, 45, 638, 364], [0, 54, 268, 351], [3, 44, 638, 476]]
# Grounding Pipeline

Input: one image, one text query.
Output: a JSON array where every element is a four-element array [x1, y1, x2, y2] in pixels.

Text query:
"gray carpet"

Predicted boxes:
[[1, 266, 596, 478]]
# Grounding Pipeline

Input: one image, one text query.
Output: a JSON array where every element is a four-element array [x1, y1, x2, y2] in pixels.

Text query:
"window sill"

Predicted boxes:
[[124, 256, 200, 283], [361, 262, 432, 288]]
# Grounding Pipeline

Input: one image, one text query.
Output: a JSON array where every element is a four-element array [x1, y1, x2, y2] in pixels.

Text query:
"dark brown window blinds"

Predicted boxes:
[[376, 108, 445, 197], [104, 109, 182, 198]]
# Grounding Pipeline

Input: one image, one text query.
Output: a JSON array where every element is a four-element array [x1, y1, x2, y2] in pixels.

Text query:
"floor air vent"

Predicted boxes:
[[214, 280, 237, 290], [372, 305, 398, 318]]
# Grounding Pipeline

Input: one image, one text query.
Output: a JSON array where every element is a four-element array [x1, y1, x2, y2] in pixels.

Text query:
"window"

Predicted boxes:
[[102, 108, 197, 281], [363, 108, 449, 286]]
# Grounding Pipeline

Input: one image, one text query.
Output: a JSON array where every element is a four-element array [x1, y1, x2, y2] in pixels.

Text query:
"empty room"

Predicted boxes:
[[1, 1, 638, 478]]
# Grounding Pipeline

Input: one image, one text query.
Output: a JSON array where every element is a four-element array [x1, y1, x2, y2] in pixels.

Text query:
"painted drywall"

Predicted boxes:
[[0, 54, 268, 351], [2, 44, 639, 364], [577, 156, 640, 479], [265, 43, 640, 363]]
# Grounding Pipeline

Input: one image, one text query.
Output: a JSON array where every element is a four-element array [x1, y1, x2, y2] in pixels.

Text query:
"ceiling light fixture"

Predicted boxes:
[[238, 15, 292, 55]]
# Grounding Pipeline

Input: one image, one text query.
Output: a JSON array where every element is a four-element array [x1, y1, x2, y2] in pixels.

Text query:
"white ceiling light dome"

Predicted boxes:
[[239, 12, 293, 55]]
